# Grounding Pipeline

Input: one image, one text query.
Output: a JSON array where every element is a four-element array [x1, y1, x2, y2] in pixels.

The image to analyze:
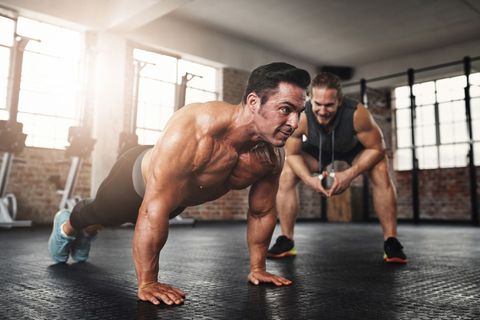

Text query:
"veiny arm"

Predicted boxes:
[[327, 104, 386, 196], [247, 156, 292, 286], [133, 113, 206, 305]]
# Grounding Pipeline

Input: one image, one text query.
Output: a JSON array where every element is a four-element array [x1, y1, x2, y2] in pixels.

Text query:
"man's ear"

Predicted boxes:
[[246, 92, 260, 112]]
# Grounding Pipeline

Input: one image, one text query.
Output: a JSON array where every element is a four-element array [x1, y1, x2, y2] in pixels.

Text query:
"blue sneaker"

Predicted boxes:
[[71, 232, 96, 262], [48, 210, 76, 263]]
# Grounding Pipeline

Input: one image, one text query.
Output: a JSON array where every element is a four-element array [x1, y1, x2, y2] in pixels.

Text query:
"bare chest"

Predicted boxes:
[[186, 145, 280, 204]]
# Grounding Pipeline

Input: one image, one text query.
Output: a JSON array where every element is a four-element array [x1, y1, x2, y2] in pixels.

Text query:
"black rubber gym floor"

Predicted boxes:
[[1, 221, 480, 320]]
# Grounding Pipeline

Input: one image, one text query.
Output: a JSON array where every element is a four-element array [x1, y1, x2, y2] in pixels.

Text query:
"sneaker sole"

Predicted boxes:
[[383, 254, 407, 264], [267, 249, 297, 259]]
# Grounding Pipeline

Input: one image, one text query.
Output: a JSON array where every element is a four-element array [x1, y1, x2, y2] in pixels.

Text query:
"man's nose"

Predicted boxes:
[[287, 113, 299, 129]]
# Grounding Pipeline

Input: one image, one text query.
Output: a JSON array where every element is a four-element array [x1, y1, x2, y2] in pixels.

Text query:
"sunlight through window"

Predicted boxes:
[[1, 16, 84, 149], [133, 48, 219, 145], [394, 72, 480, 170]]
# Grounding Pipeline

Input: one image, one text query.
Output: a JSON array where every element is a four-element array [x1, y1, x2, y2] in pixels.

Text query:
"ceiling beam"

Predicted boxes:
[[105, 0, 192, 32]]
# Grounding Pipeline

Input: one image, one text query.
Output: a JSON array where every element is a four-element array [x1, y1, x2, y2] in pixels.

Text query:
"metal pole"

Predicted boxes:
[[321, 197, 328, 222], [130, 61, 146, 133], [463, 56, 479, 225], [175, 73, 202, 111], [6, 37, 29, 122], [360, 79, 371, 220], [407, 69, 420, 222]]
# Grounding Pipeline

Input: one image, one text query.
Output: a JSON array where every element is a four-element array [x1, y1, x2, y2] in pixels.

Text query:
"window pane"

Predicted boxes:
[[439, 122, 468, 144], [136, 128, 160, 145], [134, 49, 177, 83], [395, 109, 410, 128], [0, 16, 14, 46], [470, 97, 479, 120], [440, 123, 454, 144], [473, 120, 480, 141], [436, 76, 466, 103], [396, 128, 412, 148], [394, 148, 412, 171], [417, 146, 438, 169], [394, 86, 410, 110], [13, 17, 83, 149], [413, 81, 435, 105], [133, 48, 219, 145], [439, 143, 468, 168], [395, 73, 480, 170], [438, 102, 451, 123], [0, 46, 10, 110], [451, 101, 466, 123], [178, 60, 217, 92], [453, 122, 468, 143], [138, 79, 175, 107], [416, 104, 435, 125], [470, 73, 480, 98], [415, 124, 436, 146], [18, 113, 76, 149], [185, 88, 217, 105]]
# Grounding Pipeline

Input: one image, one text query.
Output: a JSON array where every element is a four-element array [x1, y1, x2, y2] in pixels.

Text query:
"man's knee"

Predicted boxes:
[[370, 158, 392, 188], [279, 163, 299, 190]]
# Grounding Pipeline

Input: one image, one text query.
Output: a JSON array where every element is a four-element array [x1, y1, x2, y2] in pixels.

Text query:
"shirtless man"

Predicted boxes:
[[267, 72, 406, 264], [48, 62, 311, 305]]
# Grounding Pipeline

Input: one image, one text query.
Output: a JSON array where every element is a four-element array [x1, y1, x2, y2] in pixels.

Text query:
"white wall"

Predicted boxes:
[[90, 32, 128, 194]]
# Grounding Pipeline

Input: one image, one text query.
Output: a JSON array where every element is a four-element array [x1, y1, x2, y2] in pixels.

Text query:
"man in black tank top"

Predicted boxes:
[[268, 72, 407, 264]]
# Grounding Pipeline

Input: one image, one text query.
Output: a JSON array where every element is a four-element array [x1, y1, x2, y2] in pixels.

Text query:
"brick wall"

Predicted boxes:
[[395, 165, 479, 220], [5, 147, 91, 224]]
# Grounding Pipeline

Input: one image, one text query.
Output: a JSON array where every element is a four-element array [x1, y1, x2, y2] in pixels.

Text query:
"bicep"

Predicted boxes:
[[354, 106, 385, 151]]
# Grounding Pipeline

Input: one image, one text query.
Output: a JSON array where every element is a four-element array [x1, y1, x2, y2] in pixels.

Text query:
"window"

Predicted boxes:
[[0, 15, 84, 149], [133, 48, 219, 145], [0, 15, 14, 120], [393, 73, 480, 170]]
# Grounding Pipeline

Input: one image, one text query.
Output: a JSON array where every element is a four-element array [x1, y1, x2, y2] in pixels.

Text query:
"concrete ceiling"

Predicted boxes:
[[1, 0, 480, 67]]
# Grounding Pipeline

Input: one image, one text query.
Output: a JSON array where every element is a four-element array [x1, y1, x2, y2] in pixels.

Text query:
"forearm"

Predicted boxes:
[[247, 209, 276, 271], [347, 148, 384, 178], [132, 210, 169, 286], [287, 154, 314, 182]]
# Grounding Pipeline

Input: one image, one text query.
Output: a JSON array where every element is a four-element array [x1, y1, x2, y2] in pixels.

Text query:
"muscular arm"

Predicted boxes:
[[328, 104, 386, 196], [247, 163, 292, 286], [346, 104, 386, 178], [133, 114, 203, 305]]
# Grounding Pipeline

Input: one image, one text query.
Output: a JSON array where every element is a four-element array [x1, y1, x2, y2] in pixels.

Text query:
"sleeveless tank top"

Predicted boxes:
[[304, 97, 364, 162]]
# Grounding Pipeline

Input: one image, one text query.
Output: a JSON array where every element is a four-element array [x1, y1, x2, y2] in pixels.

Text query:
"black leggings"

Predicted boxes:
[[70, 145, 151, 229]]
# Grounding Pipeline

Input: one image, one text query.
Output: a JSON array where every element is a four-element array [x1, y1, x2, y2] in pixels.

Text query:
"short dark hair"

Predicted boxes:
[[242, 62, 311, 104], [311, 72, 343, 99]]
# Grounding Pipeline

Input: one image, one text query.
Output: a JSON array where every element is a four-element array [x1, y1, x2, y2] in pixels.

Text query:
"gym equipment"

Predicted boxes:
[[0, 121, 29, 228], [175, 72, 202, 112], [0, 35, 31, 228], [57, 126, 95, 211]]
